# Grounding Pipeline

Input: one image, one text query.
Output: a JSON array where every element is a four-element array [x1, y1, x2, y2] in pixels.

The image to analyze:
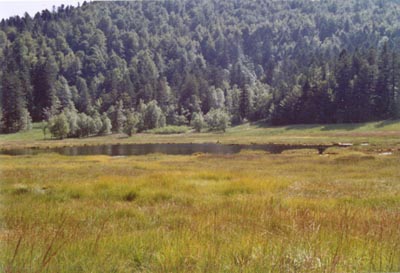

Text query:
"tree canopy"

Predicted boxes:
[[1, 0, 400, 134]]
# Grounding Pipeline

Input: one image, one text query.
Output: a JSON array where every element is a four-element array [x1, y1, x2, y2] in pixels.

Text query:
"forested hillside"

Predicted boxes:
[[1, 0, 400, 135]]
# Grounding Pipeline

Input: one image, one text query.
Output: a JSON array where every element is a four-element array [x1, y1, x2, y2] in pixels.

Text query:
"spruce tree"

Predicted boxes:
[[390, 51, 400, 117], [334, 50, 352, 123], [1, 56, 31, 133], [375, 42, 391, 119], [239, 85, 251, 121], [32, 55, 58, 121], [76, 77, 91, 113]]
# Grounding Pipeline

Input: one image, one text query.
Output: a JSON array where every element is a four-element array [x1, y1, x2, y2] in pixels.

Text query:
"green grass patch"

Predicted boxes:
[[145, 125, 190, 134]]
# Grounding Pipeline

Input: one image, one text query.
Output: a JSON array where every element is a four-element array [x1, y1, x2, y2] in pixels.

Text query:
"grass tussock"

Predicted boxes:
[[1, 149, 400, 272]]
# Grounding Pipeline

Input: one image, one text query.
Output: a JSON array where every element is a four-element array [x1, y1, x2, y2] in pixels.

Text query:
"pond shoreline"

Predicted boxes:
[[0, 142, 347, 156], [1, 121, 399, 152]]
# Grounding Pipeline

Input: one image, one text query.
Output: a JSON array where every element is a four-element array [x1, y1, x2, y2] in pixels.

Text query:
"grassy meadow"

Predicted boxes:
[[1, 149, 400, 272], [1, 121, 400, 272]]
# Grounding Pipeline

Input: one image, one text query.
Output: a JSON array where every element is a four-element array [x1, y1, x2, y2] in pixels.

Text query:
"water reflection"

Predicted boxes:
[[0, 143, 338, 156]]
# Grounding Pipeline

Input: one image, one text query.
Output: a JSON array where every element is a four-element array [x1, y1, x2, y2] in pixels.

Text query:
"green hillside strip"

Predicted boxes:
[[2, 1, 400, 136]]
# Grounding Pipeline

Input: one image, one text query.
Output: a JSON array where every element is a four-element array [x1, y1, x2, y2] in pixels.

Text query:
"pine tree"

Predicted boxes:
[[375, 42, 391, 119], [1, 55, 31, 133], [32, 55, 58, 121], [351, 53, 375, 122], [55, 76, 74, 109], [155, 77, 171, 111], [366, 48, 379, 119], [12, 36, 33, 117], [76, 77, 91, 113], [239, 85, 251, 121], [179, 74, 200, 118], [390, 51, 400, 117], [334, 50, 352, 123]]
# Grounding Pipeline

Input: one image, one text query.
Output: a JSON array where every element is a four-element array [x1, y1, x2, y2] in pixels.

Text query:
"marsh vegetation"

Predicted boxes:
[[1, 146, 399, 272]]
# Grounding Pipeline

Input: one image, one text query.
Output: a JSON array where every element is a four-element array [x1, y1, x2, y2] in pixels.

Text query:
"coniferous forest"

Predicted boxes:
[[1, 0, 400, 136]]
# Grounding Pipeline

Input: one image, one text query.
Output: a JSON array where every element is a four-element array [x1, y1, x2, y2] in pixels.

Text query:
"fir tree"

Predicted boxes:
[[1, 56, 31, 132], [375, 42, 391, 119], [239, 85, 251, 121], [32, 55, 58, 121]]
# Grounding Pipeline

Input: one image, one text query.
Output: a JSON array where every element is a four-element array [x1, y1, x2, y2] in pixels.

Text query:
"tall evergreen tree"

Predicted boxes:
[[334, 50, 352, 123], [390, 51, 400, 117], [375, 42, 391, 119], [348, 50, 376, 122], [239, 84, 251, 120], [32, 55, 58, 121], [1, 57, 31, 132], [11, 36, 33, 116], [76, 77, 91, 113]]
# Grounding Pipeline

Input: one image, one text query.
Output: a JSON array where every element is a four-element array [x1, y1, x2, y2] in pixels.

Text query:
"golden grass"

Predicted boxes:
[[1, 149, 400, 272]]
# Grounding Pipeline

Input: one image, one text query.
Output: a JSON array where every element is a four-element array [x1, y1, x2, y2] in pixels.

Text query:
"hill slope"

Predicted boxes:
[[1, 0, 400, 133]]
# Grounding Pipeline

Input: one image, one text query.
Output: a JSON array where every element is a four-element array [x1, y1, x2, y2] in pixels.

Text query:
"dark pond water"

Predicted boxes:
[[0, 143, 339, 156]]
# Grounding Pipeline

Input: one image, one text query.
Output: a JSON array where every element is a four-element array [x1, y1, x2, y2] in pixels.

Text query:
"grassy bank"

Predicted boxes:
[[1, 149, 400, 272], [1, 120, 400, 150]]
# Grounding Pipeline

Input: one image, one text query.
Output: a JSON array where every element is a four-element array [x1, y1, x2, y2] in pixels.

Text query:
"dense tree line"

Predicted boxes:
[[1, 0, 400, 135]]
